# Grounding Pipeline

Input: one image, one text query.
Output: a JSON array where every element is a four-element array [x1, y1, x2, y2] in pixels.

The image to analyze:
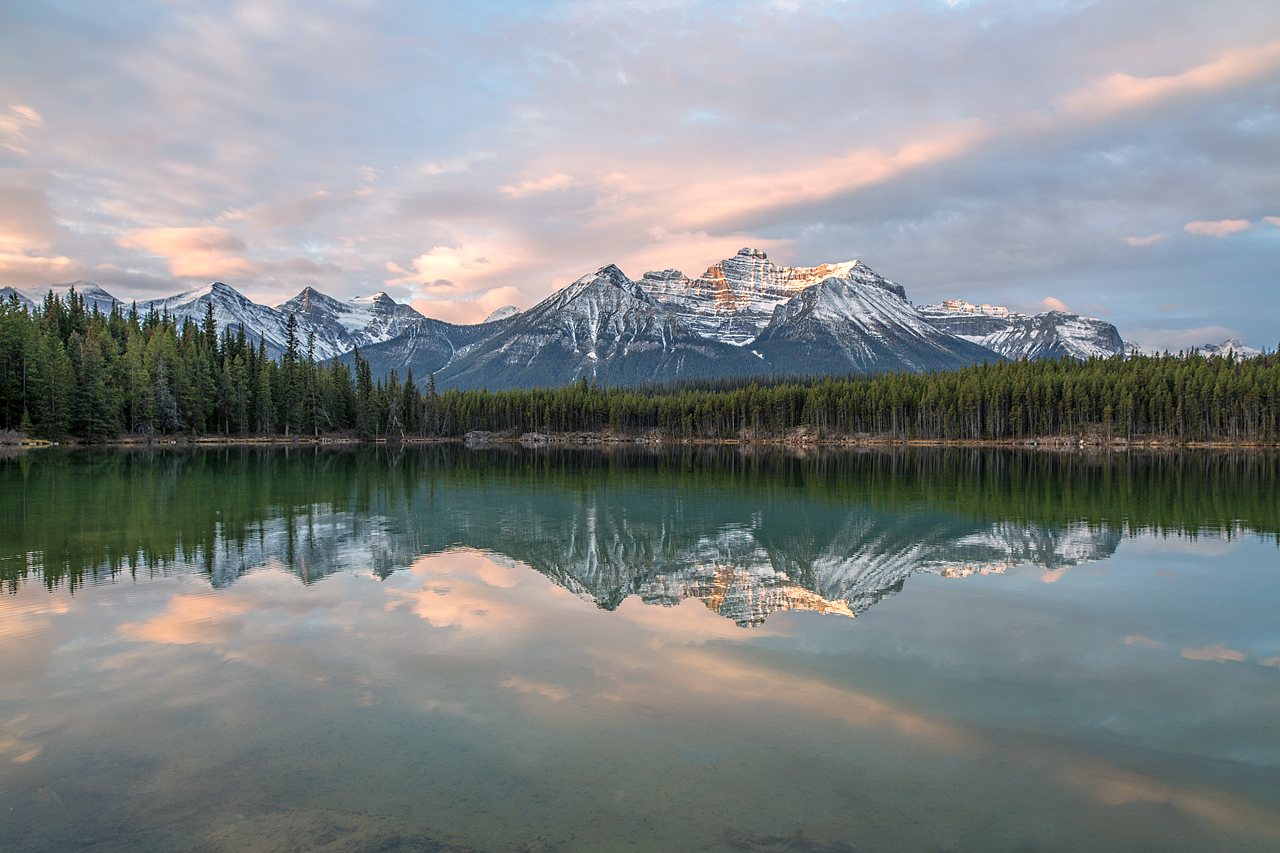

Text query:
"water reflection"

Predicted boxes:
[[1, 446, 1277, 852], [2, 446, 1273, 626]]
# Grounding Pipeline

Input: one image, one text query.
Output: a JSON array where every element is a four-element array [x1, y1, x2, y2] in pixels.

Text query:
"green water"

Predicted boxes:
[[1, 446, 1277, 852]]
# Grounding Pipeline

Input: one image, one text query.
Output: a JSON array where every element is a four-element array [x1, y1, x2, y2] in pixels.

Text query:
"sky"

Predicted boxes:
[[0, 0, 1276, 350]]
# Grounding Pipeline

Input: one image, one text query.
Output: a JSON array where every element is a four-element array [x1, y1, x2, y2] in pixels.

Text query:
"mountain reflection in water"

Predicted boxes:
[[2, 446, 1274, 627]]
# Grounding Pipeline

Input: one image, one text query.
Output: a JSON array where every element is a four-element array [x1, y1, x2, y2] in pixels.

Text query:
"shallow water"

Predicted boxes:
[[1, 446, 1277, 852]]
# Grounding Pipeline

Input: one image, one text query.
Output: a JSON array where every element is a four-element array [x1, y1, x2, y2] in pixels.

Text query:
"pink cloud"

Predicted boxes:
[[1041, 297, 1071, 312], [1055, 40, 1280, 121], [0, 103, 43, 156], [1125, 233, 1165, 246], [118, 226, 258, 278], [1184, 219, 1251, 238], [1123, 635, 1161, 648], [411, 285, 529, 325], [1180, 644, 1246, 663], [499, 173, 578, 198], [1265, 216, 1280, 227]]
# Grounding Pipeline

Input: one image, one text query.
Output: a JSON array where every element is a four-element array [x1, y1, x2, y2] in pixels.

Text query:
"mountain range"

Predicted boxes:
[[7, 248, 1216, 388]]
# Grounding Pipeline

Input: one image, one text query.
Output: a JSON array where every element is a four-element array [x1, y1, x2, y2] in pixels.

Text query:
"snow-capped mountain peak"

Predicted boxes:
[[1200, 339, 1262, 359], [752, 275, 1000, 373], [918, 301, 1123, 361], [482, 305, 521, 323], [636, 248, 905, 346]]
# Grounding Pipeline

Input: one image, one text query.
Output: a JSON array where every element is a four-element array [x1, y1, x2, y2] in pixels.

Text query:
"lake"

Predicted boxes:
[[1, 446, 1277, 852]]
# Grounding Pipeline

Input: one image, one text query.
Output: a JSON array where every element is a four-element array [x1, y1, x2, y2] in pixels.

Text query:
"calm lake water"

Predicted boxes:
[[1, 446, 1277, 852]]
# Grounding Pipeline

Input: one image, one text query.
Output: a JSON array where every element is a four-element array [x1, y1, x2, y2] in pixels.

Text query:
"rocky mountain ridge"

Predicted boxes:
[[918, 300, 1125, 360], [16, 252, 1257, 387]]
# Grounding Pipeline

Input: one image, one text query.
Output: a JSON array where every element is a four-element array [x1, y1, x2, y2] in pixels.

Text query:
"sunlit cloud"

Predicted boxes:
[[1040, 297, 1071, 312], [1184, 219, 1251, 238], [1053, 40, 1280, 121], [0, 103, 43, 155], [499, 173, 578, 198], [409, 285, 530, 326], [0, 1, 1275, 346], [118, 226, 258, 279], [1180, 644, 1247, 663], [1123, 635, 1161, 648]]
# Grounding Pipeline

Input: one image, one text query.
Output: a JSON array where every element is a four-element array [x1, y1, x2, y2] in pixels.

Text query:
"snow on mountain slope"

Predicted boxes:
[[434, 264, 762, 390], [0, 287, 35, 309], [752, 275, 1000, 374], [18, 281, 123, 314], [140, 282, 299, 354], [918, 302, 1123, 360], [276, 287, 426, 359], [637, 248, 901, 346], [1200, 339, 1262, 359], [482, 305, 520, 323]]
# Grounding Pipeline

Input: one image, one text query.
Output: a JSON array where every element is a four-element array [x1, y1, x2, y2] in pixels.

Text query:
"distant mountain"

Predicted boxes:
[[140, 281, 300, 354], [482, 305, 520, 323], [752, 275, 1000, 374], [340, 316, 502, 382], [10, 281, 123, 314], [918, 300, 1123, 360], [275, 287, 426, 359], [1200, 339, 1262, 359], [636, 248, 900, 346], [18, 251, 1204, 388], [0, 287, 34, 309], [426, 264, 763, 390]]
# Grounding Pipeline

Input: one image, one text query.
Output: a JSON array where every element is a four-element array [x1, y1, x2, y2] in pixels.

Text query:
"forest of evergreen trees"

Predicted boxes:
[[1, 288, 1277, 443]]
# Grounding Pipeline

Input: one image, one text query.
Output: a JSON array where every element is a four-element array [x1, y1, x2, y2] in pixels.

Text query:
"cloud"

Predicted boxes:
[[1180, 644, 1247, 663], [1122, 325, 1241, 353], [117, 227, 257, 279], [499, 173, 578, 198], [1263, 216, 1280, 227], [1261, 656, 1280, 669], [1054, 40, 1280, 121], [0, 103, 43, 155], [1184, 219, 1251, 237], [1040, 297, 1071, 312], [1156, 303, 1183, 313], [1080, 303, 1112, 317], [2, 0, 1277, 345], [410, 285, 530, 325], [1123, 635, 1161, 648]]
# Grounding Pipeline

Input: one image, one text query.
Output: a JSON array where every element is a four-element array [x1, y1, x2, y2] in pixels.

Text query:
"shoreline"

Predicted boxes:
[[3, 430, 1277, 451]]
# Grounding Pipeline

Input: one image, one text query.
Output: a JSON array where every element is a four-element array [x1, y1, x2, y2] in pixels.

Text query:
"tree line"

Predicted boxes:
[[1, 288, 1277, 443]]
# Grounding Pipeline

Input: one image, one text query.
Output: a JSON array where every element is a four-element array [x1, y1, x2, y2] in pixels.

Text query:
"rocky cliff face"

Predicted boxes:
[[918, 303, 1124, 360], [426, 264, 763, 390], [276, 287, 427, 359], [752, 276, 1001, 374], [141, 282, 301, 355], [636, 248, 906, 347]]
